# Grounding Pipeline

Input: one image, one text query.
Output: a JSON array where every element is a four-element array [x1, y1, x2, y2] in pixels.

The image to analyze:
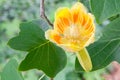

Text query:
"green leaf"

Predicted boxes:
[[1, 59, 24, 80], [75, 17, 120, 72], [19, 41, 67, 77], [8, 19, 67, 78], [8, 20, 46, 51], [90, 0, 120, 23]]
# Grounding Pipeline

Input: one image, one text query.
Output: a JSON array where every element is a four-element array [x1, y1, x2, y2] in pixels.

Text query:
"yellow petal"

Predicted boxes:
[[45, 2, 95, 55], [83, 13, 95, 32], [45, 30, 61, 44], [85, 33, 95, 47], [55, 7, 71, 19], [60, 43, 81, 52], [71, 2, 87, 24], [54, 7, 71, 34], [76, 48, 92, 72]]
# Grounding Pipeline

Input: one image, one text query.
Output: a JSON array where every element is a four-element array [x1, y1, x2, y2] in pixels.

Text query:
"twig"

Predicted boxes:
[[79, 73, 85, 80], [40, 0, 53, 27], [50, 78, 54, 80]]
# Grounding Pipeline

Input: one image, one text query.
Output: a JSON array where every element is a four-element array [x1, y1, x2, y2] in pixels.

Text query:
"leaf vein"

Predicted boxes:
[[95, 41, 120, 68]]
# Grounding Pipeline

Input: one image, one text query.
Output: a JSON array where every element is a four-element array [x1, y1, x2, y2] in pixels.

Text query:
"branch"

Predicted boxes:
[[40, 0, 53, 27], [50, 78, 54, 80]]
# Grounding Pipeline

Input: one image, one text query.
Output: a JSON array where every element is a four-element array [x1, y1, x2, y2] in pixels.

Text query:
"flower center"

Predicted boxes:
[[62, 24, 84, 45]]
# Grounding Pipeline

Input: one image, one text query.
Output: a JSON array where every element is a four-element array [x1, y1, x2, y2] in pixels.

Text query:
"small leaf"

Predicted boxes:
[[8, 19, 67, 78], [90, 0, 120, 23], [75, 17, 120, 72], [1, 59, 24, 80]]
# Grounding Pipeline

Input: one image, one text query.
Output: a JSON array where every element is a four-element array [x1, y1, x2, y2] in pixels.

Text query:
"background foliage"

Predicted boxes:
[[0, 0, 120, 80]]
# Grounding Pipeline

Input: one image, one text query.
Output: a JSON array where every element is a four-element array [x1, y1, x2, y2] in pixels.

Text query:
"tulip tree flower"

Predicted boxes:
[[45, 2, 95, 72]]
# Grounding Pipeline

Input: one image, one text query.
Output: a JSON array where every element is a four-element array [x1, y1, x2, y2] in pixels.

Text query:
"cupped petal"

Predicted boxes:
[[83, 13, 95, 32], [46, 2, 95, 52], [71, 2, 87, 24], [54, 7, 71, 34], [79, 13, 95, 47], [59, 37, 86, 52], [45, 30, 62, 44], [85, 33, 94, 47], [60, 43, 81, 52]]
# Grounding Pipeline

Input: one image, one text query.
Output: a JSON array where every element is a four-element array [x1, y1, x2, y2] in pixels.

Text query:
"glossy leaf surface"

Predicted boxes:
[[76, 18, 120, 71], [8, 19, 67, 78], [90, 0, 120, 23]]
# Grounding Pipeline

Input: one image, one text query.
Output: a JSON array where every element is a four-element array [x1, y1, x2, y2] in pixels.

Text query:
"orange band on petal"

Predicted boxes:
[[45, 30, 62, 44], [71, 2, 86, 24], [45, 2, 95, 72], [45, 2, 95, 52], [54, 7, 71, 34], [53, 34, 61, 44]]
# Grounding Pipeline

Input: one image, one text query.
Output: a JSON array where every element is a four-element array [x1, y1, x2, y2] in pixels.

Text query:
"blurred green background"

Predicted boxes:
[[0, 0, 111, 80]]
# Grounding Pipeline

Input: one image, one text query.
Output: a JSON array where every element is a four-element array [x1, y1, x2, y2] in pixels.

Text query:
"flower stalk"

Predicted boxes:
[[76, 48, 92, 71]]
